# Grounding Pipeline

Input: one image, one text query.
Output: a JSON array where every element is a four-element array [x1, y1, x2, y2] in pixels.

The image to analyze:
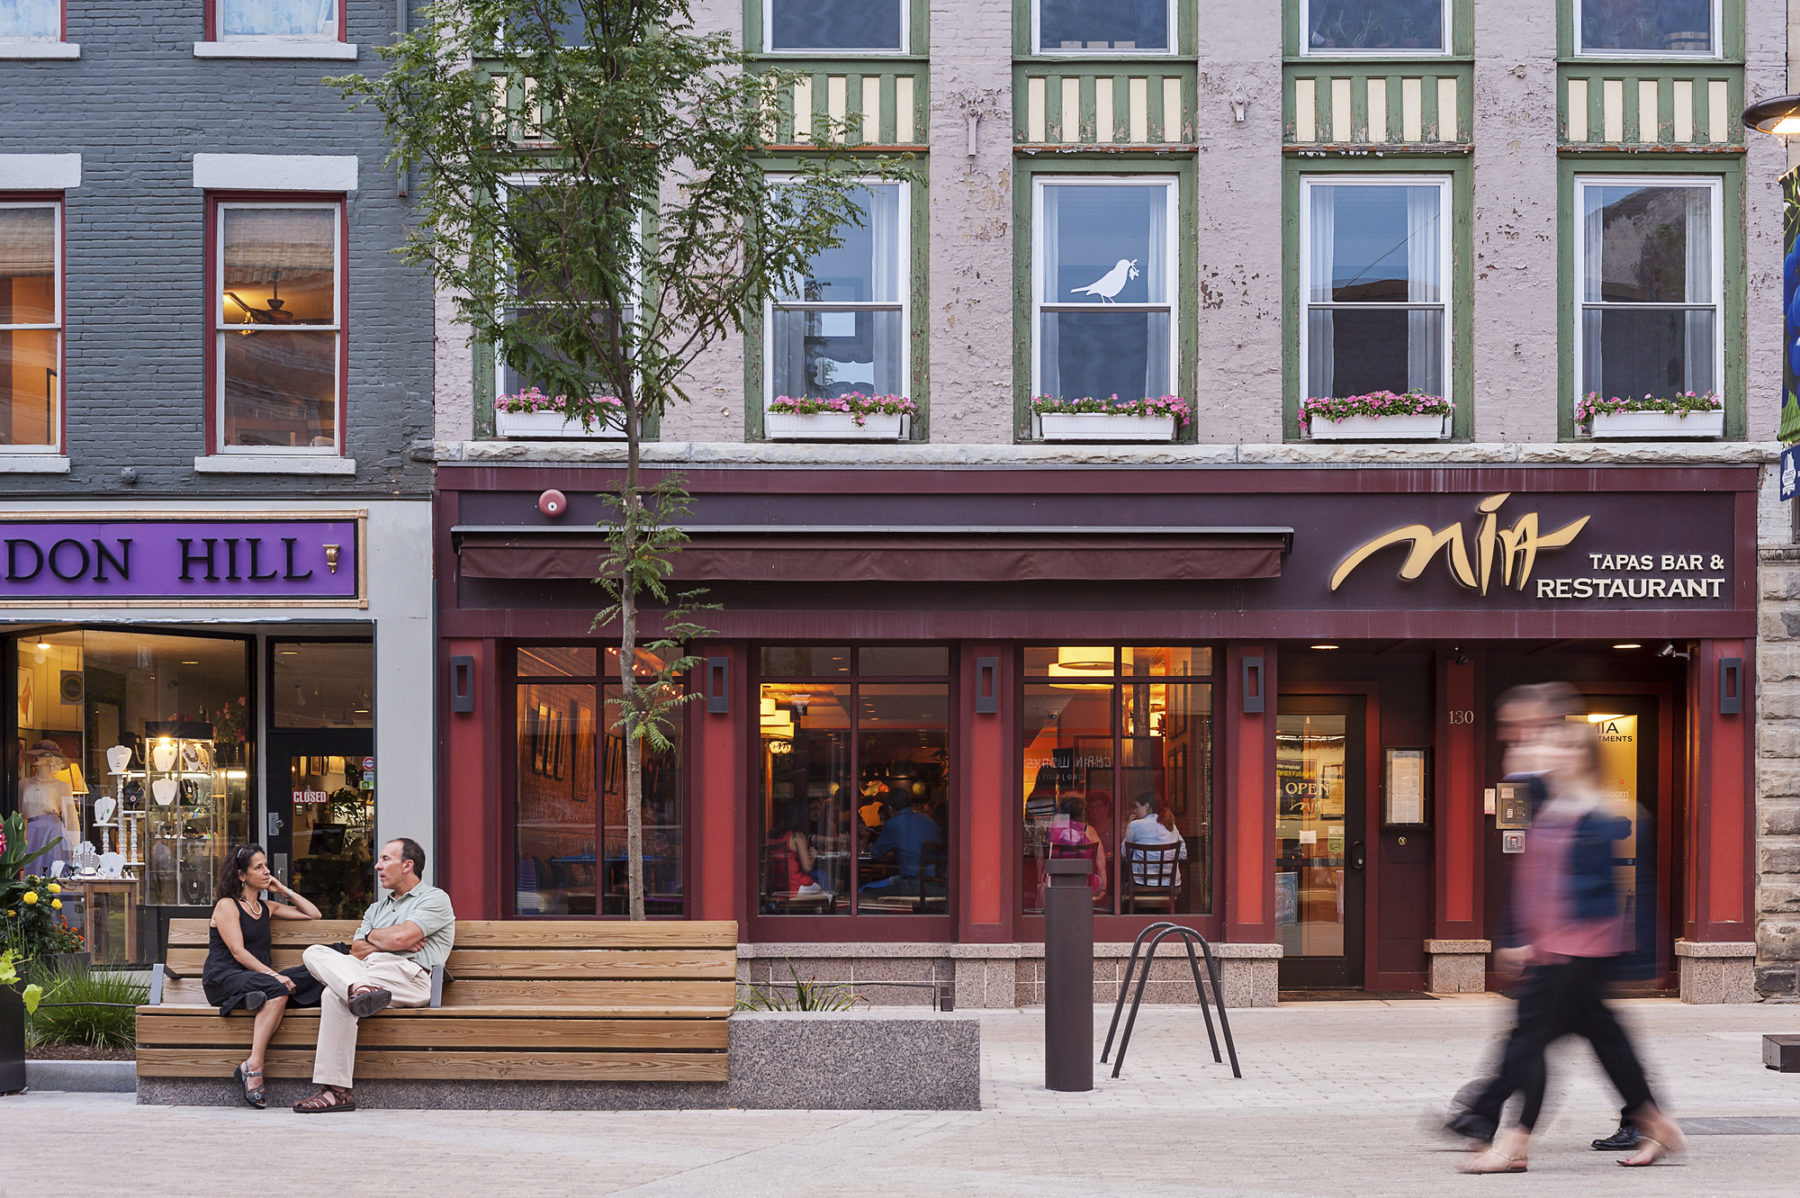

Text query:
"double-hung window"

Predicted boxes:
[[1301, 177, 1449, 402], [767, 181, 909, 405], [217, 0, 341, 39], [0, 0, 60, 39], [1301, 0, 1449, 53], [1033, 177, 1177, 404], [1034, 0, 1172, 54], [214, 200, 343, 453], [1575, 176, 1721, 404], [1576, 0, 1719, 56], [765, 0, 905, 53], [0, 201, 60, 450]]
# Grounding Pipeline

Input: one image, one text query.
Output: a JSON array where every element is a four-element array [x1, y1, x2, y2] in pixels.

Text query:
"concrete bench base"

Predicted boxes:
[[138, 1010, 980, 1111]]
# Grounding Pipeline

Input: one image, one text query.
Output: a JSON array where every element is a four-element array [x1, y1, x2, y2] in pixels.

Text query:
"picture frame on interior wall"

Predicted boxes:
[[17, 669, 33, 727]]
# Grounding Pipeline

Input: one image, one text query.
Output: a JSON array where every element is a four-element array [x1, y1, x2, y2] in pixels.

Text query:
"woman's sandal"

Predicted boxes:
[[292, 1085, 356, 1114], [232, 1062, 266, 1110], [1618, 1136, 1682, 1167], [1459, 1146, 1528, 1174]]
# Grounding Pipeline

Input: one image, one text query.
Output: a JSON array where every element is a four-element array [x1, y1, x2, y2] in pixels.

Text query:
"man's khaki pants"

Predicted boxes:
[[301, 944, 432, 1088]]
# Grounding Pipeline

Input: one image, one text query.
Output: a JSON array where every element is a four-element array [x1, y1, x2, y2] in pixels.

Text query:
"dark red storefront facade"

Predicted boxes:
[[432, 462, 1757, 1001]]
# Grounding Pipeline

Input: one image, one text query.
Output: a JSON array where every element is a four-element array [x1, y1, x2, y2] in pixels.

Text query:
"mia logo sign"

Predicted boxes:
[[1331, 493, 1588, 594]]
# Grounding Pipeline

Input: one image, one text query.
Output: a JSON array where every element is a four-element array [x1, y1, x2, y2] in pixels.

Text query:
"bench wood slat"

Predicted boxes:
[[164, 946, 738, 980], [167, 920, 739, 949], [136, 1014, 727, 1051], [149, 977, 733, 1007], [140, 1003, 734, 1020], [137, 1047, 728, 1083]]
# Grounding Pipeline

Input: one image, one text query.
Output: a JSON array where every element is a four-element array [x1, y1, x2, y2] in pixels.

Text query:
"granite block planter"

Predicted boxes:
[[1587, 409, 1724, 440], [495, 409, 626, 439], [765, 411, 911, 441], [1035, 412, 1178, 442], [1306, 412, 1449, 441]]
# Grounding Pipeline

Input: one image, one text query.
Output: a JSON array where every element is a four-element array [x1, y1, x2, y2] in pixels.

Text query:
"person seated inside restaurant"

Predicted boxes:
[[1123, 791, 1187, 887], [768, 799, 828, 898], [858, 781, 892, 830], [860, 788, 945, 895], [1045, 793, 1107, 898]]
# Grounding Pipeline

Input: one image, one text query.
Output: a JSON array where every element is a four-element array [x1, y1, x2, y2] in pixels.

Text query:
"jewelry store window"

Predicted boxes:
[[1021, 646, 1214, 919], [9, 628, 253, 964], [755, 645, 952, 928], [512, 646, 687, 917]]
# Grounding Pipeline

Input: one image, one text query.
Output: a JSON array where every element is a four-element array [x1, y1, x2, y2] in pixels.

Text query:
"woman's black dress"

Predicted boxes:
[[201, 898, 324, 1015]]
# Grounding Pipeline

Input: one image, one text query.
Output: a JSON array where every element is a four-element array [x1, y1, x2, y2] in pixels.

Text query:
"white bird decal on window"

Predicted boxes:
[[1069, 258, 1139, 302]]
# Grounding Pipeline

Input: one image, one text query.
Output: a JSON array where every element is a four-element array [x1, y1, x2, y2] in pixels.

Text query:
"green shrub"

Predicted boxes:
[[736, 962, 862, 1012], [25, 964, 146, 1050]]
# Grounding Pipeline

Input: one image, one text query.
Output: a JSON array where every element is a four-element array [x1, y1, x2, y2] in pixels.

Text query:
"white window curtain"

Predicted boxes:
[[1405, 186, 1441, 392], [1142, 189, 1168, 396], [222, 0, 337, 37], [0, 0, 58, 38], [867, 186, 901, 389], [1683, 187, 1712, 391], [1307, 185, 1336, 399]]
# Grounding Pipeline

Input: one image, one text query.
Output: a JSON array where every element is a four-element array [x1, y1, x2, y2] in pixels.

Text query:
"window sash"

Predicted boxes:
[[1299, 0, 1451, 56], [0, 200, 60, 452], [218, 0, 340, 39], [0, 0, 60, 39], [0, 201, 60, 329], [1574, 0, 1721, 58], [213, 200, 342, 454], [1031, 176, 1179, 401], [1298, 175, 1451, 401], [1573, 175, 1722, 404], [1033, 0, 1176, 55], [763, 0, 908, 54], [763, 179, 911, 408]]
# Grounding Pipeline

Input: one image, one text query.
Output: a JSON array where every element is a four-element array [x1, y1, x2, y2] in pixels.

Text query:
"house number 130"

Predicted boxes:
[[1448, 710, 1475, 725]]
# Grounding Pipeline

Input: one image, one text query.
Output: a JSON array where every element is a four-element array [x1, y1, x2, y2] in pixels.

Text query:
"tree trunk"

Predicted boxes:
[[620, 400, 646, 921]]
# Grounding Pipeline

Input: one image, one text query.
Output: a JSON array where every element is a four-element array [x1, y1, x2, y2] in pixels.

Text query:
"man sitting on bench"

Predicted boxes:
[[292, 837, 455, 1113]]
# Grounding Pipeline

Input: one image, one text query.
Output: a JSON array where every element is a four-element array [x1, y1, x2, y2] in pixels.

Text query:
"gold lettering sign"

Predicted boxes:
[[1331, 493, 1589, 594]]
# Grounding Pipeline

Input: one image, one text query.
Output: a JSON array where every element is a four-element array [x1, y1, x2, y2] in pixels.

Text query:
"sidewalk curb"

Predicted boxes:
[[24, 1059, 135, 1093]]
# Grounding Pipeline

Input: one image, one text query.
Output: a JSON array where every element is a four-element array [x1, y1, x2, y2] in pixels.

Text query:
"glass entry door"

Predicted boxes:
[[265, 730, 375, 920], [1275, 696, 1366, 988]]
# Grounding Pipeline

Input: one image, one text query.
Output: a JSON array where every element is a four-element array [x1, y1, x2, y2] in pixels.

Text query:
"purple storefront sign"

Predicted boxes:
[[0, 519, 360, 603]]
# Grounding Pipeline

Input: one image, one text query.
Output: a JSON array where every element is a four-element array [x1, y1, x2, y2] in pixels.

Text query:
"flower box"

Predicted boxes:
[[1035, 412, 1178, 442], [765, 411, 912, 441], [1307, 412, 1449, 441], [1587, 409, 1724, 440], [495, 408, 625, 439]]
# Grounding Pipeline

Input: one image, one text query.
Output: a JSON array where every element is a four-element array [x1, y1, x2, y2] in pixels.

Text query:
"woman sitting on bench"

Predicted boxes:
[[203, 844, 323, 1108]]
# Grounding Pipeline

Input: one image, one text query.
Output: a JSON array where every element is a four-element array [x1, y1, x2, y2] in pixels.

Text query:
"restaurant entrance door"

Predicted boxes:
[[1275, 695, 1367, 989], [265, 730, 375, 920]]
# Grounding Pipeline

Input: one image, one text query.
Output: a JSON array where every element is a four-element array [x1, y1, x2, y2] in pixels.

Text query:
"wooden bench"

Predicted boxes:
[[136, 919, 737, 1085]]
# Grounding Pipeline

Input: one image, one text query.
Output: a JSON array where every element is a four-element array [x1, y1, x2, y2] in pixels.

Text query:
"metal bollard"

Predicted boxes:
[[1044, 858, 1094, 1092]]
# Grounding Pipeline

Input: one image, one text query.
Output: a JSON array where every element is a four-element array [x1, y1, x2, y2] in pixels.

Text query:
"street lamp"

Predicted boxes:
[[1742, 95, 1800, 505], [1743, 95, 1800, 137]]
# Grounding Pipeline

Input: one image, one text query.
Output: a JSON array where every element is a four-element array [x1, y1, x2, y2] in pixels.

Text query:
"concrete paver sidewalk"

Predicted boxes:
[[8, 995, 1798, 1197]]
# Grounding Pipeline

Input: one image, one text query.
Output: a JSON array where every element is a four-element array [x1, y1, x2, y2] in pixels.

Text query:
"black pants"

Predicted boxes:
[[1464, 957, 1654, 1132]]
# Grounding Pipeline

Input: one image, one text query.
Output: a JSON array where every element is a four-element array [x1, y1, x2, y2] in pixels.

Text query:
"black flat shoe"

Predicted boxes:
[[242, 991, 266, 1012], [1592, 1122, 1640, 1151]]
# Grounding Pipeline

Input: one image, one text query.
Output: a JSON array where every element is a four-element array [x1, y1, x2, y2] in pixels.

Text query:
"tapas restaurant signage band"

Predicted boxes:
[[0, 517, 361, 605]]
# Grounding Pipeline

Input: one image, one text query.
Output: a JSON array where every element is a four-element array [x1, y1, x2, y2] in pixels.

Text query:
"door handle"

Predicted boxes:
[[1349, 841, 1366, 871]]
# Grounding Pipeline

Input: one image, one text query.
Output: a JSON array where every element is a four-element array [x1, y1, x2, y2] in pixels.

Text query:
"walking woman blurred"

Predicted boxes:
[[1461, 684, 1684, 1173]]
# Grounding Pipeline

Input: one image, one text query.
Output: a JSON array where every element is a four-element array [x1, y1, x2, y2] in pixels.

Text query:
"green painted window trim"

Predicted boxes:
[[755, 59, 932, 148], [1554, 63, 1744, 148], [745, 0, 929, 57], [1010, 63, 1199, 147], [1557, 0, 1743, 61], [1282, 61, 1474, 146], [1284, 0, 1474, 60], [1280, 155, 1474, 442], [1012, 0, 1196, 59], [1010, 156, 1198, 443], [1554, 154, 1745, 441], [743, 159, 930, 442]]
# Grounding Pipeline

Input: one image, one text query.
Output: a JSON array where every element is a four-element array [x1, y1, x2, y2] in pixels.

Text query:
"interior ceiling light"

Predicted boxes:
[[1612, 643, 1641, 650], [1309, 644, 1340, 650]]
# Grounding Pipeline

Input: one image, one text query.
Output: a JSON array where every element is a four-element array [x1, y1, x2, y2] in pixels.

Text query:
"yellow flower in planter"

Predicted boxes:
[[47, 882, 61, 894], [22, 891, 38, 905], [51, 899, 62, 910]]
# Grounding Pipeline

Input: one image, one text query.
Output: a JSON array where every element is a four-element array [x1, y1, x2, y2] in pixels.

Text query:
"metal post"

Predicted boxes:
[[1044, 858, 1094, 1092]]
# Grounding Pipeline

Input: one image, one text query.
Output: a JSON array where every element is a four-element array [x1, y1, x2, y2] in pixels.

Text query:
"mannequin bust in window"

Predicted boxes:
[[20, 740, 78, 869]]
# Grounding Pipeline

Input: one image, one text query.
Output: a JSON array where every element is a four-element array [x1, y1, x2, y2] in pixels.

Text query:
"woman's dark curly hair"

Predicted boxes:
[[216, 843, 268, 902]]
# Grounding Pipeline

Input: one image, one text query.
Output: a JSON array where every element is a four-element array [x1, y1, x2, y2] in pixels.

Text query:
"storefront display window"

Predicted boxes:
[[1021, 646, 1213, 916], [757, 645, 951, 918], [12, 629, 252, 959], [513, 647, 686, 917]]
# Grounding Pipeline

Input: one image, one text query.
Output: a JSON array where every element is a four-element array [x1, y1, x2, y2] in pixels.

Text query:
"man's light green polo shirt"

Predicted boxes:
[[355, 881, 456, 971]]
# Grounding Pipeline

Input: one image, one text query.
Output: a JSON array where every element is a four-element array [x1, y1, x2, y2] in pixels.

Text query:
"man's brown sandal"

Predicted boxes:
[[293, 1086, 356, 1113]]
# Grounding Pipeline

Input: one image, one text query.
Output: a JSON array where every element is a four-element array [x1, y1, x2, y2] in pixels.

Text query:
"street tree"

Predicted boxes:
[[337, 0, 892, 918]]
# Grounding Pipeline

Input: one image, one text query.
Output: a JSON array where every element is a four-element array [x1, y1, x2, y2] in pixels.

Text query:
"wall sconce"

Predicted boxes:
[[449, 655, 475, 714], [1241, 656, 1265, 713], [705, 657, 730, 714], [1719, 657, 1743, 715], [975, 656, 998, 714]]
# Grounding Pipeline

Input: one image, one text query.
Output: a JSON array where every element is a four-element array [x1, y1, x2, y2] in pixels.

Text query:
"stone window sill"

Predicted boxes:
[[193, 40, 359, 60], [0, 454, 70, 473], [0, 39, 78, 58], [193, 454, 356, 475]]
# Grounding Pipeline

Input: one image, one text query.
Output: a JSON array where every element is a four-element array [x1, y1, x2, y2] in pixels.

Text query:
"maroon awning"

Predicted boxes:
[[455, 525, 1289, 584]]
